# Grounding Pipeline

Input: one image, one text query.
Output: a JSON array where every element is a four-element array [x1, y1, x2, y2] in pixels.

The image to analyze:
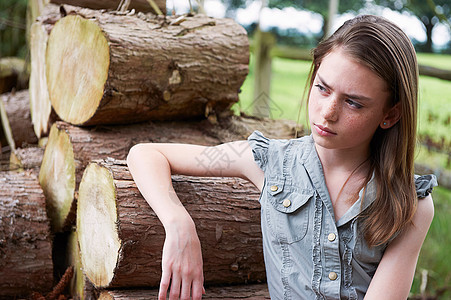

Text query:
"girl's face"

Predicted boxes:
[[308, 48, 392, 155]]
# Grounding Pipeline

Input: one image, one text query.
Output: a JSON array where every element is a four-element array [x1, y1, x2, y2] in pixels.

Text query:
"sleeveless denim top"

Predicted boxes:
[[247, 131, 438, 300]]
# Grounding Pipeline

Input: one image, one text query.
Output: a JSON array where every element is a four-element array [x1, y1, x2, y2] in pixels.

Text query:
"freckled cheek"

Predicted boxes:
[[342, 114, 381, 133]]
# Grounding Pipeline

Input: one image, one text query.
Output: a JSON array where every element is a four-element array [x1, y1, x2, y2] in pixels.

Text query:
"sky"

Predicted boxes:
[[167, 0, 450, 47]]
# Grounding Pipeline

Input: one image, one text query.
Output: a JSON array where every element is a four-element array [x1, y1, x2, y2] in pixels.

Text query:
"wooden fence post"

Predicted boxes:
[[252, 28, 276, 118]]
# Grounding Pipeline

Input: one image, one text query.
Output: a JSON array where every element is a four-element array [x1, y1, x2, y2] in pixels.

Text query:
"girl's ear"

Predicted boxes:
[[380, 102, 401, 129]]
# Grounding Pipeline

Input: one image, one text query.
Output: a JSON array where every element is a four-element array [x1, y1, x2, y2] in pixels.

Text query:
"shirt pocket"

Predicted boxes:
[[265, 179, 313, 244]]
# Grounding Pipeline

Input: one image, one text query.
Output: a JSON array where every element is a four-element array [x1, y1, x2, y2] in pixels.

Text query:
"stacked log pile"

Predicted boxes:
[[0, 170, 53, 298], [0, 1, 302, 299]]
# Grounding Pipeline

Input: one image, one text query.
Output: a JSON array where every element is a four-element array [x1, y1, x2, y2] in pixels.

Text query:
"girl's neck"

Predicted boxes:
[[314, 143, 371, 174], [314, 143, 372, 220]]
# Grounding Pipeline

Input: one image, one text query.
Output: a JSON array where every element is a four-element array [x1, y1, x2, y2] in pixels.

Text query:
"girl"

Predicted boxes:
[[127, 15, 437, 300]]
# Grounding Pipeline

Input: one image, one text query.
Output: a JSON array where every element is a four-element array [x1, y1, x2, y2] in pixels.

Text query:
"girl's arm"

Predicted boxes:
[[364, 195, 434, 299], [126, 141, 264, 300]]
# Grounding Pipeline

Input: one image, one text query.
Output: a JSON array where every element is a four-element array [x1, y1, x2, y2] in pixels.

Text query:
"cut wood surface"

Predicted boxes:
[[0, 90, 38, 150], [0, 170, 53, 298], [99, 284, 270, 299], [38, 117, 299, 232], [77, 159, 264, 288], [45, 5, 249, 125], [29, 4, 61, 138], [66, 230, 98, 300]]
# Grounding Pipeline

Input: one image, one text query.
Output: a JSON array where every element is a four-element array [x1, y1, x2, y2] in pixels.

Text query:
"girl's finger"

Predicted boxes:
[[168, 273, 181, 300], [158, 268, 171, 300], [180, 278, 192, 300], [191, 279, 204, 300]]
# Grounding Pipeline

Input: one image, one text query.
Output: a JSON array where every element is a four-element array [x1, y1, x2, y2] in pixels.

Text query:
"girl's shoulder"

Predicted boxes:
[[247, 130, 315, 175], [247, 130, 313, 150], [414, 174, 438, 199]]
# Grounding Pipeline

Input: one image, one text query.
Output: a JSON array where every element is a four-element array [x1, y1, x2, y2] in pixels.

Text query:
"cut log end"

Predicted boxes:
[[46, 15, 109, 125], [39, 123, 76, 232], [30, 21, 52, 138], [77, 162, 121, 287]]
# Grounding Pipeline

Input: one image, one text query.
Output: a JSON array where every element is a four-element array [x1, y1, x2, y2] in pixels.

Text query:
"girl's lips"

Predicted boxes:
[[314, 124, 337, 136]]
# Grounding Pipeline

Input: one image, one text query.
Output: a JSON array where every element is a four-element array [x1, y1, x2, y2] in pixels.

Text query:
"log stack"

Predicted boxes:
[[0, 170, 53, 298], [0, 0, 304, 298]]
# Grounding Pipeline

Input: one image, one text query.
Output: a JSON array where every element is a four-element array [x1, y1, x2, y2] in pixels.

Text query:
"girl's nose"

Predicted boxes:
[[321, 97, 339, 122]]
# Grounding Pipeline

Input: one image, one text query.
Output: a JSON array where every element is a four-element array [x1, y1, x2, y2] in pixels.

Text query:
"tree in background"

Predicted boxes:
[[0, 0, 28, 58], [373, 0, 450, 53], [224, 0, 367, 41]]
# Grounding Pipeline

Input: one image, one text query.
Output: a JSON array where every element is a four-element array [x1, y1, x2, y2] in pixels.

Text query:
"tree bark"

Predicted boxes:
[[38, 117, 299, 232], [77, 159, 264, 288], [98, 284, 270, 299], [45, 5, 249, 126], [50, 0, 166, 14], [0, 90, 38, 150], [0, 170, 53, 298], [29, 4, 61, 138], [10, 146, 45, 171]]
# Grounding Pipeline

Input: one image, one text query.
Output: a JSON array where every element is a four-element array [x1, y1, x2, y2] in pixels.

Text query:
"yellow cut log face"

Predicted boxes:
[[39, 123, 76, 232], [77, 162, 121, 287], [46, 15, 109, 125]]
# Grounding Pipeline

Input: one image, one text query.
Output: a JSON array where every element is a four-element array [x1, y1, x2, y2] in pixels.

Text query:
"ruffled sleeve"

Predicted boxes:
[[247, 130, 270, 171], [415, 174, 438, 199]]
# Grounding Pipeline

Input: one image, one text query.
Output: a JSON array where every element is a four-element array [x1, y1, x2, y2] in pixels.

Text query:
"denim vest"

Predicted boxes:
[[247, 130, 437, 300]]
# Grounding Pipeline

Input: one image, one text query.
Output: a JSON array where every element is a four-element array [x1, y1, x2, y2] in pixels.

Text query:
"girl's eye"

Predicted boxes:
[[346, 99, 363, 109], [314, 84, 327, 93]]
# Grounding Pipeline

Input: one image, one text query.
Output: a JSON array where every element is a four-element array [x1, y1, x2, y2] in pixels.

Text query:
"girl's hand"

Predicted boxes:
[[158, 219, 205, 300]]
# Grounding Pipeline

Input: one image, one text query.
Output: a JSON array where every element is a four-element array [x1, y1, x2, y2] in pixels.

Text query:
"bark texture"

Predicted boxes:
[[0, 170, 53, 298], [99, 284, 270, 299], [50, 0, 166, 14], [10, 146, 45, 171], [45, 5, 249, 125], [39, 117, 299, 232], [77, 159, 264, 288], [0, 90, 38, 150]]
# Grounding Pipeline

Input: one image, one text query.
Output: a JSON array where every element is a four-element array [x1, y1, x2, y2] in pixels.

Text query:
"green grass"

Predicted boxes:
[[233, 55, 311, 126], [410, 186, 451, 298], [417, 53, 451, 70], [233, 52, 451, 297]]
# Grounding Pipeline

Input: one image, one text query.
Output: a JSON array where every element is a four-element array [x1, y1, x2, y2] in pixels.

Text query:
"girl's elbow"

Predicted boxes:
[[127, 144, 149, 168]]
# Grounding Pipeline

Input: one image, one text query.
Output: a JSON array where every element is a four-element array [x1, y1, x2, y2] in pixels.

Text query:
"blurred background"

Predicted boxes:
[[1, 0, 450, 298]]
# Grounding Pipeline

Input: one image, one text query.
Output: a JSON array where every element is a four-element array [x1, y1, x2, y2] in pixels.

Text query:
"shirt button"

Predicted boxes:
[[282, 199, 291, 207], [270, 185, 278, 192], [329, 272, 338, 281], [328, 233, 336, 242]]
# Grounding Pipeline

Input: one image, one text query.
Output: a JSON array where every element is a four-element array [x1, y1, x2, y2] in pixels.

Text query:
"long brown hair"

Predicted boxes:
[[307, 15, 418, 247]]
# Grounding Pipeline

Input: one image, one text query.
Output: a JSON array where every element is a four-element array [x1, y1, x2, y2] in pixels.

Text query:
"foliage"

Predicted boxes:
[[410, 186, 451, 298], [0, 0, 28, 58], [225, 0, 367, 39], [373, 0, 451, 53]]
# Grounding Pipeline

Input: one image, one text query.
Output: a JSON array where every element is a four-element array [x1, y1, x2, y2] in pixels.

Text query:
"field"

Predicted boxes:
[[232, 53, 451, 298]]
